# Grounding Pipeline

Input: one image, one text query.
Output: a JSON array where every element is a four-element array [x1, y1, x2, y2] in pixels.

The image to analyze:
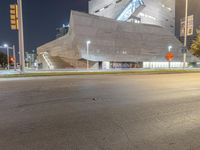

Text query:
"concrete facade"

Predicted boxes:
[[37, 11, 191, 69], [89, 0, 175, 33]]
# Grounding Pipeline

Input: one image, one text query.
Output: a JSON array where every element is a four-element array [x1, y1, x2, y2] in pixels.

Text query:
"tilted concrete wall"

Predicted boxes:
[[70, 11, 183, 62]]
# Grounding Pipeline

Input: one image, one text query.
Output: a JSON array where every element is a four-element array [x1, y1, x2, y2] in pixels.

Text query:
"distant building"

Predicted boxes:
[[56, 24, 69, 39], [25, 51, 37, 68]]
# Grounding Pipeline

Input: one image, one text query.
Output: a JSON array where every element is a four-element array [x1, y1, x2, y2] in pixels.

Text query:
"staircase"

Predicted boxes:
[[42, 52, 54, 70], [42, 52, 74, 69], [49, 56, 74, 69]]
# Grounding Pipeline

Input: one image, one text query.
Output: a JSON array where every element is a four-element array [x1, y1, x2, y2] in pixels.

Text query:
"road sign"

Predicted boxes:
[[165, 52, 174, 61], [180, 15, 194, 37]]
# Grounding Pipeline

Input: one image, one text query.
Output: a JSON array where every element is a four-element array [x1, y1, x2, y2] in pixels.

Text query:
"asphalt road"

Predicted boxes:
[[1, 74, 200, 150]]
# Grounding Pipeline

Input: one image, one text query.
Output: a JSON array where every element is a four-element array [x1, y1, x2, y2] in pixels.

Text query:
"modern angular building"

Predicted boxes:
[[37, 0, 196, 70]]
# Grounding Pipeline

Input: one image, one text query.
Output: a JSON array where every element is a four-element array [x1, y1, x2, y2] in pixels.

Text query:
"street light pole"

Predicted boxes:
[[86, 40, 91, 70], [168, 45, 172, 69], [2, 44, 17, 70], [17, 0, 25, 72], [3, 44, 10, 70], [183, 0, 188, 68], [0, 44, 16, 70]]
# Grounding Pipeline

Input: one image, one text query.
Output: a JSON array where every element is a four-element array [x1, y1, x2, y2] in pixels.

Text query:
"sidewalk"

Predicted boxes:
[[0, 70, 20, 75], [1, 68, 200, 78]]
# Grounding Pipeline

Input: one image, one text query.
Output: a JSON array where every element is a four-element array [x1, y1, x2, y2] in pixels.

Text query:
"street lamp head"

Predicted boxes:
[[3, 44, 8, 48], [87, 40, 91, 45], [168, 45, 172, 52]]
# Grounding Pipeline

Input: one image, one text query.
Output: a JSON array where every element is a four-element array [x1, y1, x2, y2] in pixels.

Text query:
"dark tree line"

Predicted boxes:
[[0, 52, 7, 68], [190, 28, 200, 57]]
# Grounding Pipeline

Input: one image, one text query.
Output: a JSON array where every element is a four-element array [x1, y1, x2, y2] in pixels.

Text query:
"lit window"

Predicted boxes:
[[161, 3, 172, 12], [116, 0, 123, 4], [94, 3, 113, 13], [139, 13, 156, 20]]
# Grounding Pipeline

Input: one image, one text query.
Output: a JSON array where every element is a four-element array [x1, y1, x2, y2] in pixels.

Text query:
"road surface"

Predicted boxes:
[[1, 74, 200, 150]]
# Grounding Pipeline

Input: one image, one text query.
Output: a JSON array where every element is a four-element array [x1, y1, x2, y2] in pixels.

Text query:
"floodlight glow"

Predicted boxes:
[[3, 44, 8, 48], [87, 40, 91, 45]]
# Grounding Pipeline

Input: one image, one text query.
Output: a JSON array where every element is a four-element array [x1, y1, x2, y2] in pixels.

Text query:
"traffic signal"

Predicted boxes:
[[10, 4, 18, 30]]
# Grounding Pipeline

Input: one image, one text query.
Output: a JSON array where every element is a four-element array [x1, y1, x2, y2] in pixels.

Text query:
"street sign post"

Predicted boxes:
[[165, 52, 174, 68]]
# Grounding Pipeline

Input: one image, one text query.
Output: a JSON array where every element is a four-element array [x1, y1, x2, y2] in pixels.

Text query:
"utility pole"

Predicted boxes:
[[183, 0, 188, 68], [17, 0, 25, 72], [6, 46, 10, 70], [13, 45, 17, 70]]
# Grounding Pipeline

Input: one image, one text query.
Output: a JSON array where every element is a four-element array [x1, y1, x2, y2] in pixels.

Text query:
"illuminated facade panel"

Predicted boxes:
[[89, 0, 175, 33], [117, 0, 145, 21]]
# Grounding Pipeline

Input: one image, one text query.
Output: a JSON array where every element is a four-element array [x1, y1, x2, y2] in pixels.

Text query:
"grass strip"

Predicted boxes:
[[1, 69, 200, 78]]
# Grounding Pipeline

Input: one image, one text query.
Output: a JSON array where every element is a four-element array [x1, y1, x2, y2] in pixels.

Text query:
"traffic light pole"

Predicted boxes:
[[17, 0, 25, 72]]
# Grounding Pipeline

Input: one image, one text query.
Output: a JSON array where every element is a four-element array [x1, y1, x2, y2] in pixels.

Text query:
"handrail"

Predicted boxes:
[[42, 52, 54, 70]]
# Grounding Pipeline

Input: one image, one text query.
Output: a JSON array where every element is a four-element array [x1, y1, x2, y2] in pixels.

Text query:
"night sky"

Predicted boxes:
[[0, 0, 88, 54]]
